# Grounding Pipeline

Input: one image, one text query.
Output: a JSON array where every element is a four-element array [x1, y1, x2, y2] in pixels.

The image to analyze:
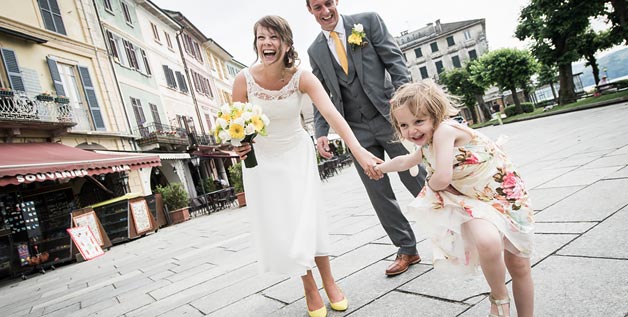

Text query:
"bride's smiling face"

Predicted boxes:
[[255, 26, 287, 66]]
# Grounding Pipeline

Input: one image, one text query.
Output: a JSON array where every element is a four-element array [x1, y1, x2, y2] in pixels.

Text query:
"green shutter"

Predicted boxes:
[[1, 48, 25, 91], [46, 57, 66, 96], [78, 66, 105, 130]]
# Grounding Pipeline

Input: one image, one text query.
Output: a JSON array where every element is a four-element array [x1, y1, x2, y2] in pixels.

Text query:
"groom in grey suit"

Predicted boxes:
[[306, 0, 427, 276]]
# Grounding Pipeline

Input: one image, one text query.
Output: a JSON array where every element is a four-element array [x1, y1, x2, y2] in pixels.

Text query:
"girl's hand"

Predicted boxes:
[[353, 148, 383, 180], [372, 164, 384, 180]]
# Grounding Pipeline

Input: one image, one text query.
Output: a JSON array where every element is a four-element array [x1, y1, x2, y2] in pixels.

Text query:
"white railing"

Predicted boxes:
[[0, 93, 75, 124]]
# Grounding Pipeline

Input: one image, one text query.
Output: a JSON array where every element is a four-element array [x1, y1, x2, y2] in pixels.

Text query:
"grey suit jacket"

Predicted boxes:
[[308, 12, 411, 138]]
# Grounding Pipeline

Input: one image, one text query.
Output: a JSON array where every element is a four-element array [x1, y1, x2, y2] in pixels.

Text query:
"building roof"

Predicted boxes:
[[396, 18, 485, 49]]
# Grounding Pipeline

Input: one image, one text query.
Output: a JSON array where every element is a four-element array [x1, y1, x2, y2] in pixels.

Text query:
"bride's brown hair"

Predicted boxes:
[[253, 15, 300, 69]]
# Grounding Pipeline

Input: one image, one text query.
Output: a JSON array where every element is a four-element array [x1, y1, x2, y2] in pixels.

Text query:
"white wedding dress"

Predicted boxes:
[[242, 68, 329, 276]]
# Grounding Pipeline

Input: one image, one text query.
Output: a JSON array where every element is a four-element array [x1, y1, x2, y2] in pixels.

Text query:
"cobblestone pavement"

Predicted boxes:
[[1, 102, 627, 316]]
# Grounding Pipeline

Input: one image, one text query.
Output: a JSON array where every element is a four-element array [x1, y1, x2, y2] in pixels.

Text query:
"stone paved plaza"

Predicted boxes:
[[1, 102, 627, 316]]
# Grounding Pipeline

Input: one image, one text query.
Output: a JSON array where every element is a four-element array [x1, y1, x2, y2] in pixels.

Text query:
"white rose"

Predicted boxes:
[[241, 111, 253, 121], [261, 114, 270, 126], [244, 103, 254, 112], [245, 123, 256, 135], [218, 130, 231, 142], [252, 104, 262, 115], [216, 117, 228, 129], [354, 23, 363, 33], [220, 104, 231, 114], [233, 117, 245, 126], [233, 102, 244, 111]]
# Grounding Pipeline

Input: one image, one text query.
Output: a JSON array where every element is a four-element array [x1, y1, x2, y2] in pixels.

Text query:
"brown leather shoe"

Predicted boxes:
[[385, 254, 421, 276]]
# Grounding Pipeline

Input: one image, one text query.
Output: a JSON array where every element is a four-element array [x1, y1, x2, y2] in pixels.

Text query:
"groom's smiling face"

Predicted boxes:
[[307, 0, 339, 31]]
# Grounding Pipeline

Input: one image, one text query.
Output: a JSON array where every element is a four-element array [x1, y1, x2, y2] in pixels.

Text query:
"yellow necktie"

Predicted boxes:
[[330, 31, 348, 74]]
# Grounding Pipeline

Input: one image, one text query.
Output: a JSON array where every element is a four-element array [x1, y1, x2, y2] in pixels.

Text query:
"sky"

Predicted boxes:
[[150, 0, 532, 69]]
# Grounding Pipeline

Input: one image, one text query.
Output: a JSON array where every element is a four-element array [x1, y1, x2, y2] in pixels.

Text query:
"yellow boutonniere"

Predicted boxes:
[[348, 23, 368, 49]]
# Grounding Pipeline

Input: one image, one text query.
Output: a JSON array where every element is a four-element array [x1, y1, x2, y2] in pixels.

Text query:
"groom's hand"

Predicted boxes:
[[316, 136, 333, 159]]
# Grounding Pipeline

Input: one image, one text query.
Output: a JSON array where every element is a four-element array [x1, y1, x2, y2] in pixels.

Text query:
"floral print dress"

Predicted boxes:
[[407, 122, 535, 274]]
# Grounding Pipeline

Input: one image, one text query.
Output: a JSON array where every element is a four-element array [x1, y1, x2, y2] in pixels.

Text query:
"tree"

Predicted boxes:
[[607, 0, 628, 44], [516, 0, 605, 105], [438, 66, 488, 123], [576, 28, 615, 86], [469, 48, 538, 114], [537, 64, 559, 103]]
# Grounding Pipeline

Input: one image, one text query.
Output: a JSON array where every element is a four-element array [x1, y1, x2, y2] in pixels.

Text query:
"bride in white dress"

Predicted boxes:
[[232, 16, 380, 317]]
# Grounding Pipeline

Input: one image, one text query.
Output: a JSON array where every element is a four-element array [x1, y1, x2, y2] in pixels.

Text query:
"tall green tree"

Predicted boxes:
[[607, 0, 628, 44], [438, 65, 488, 123], [576, 28, 614, 86], [469, 48, 538, 114], [516, 0, 605, 105]]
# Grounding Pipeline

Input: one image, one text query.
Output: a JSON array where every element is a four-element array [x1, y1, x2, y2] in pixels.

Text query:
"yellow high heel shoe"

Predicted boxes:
[[307, 305, 327, 317], [305, 292, 327, 317], [325, 286, 349, 311]]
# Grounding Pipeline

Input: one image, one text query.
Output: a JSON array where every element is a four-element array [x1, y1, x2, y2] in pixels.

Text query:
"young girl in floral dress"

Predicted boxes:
[[374, 81, 535, 317]]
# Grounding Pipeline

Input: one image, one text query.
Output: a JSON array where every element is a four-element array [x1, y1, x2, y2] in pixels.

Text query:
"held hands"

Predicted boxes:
[[352, 148, 384, 180]]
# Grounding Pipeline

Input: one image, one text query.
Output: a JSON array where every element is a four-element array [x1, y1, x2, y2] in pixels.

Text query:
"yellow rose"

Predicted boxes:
[[228, 123, 245, 139], [251, 116, 264, 132], [348, 33, 362, 46]]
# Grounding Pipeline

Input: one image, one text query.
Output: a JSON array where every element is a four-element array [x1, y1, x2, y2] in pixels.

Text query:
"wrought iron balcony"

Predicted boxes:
[[135, 122, 189, 150], [193, 133, 217, 147], [0, 92, 76, 130]]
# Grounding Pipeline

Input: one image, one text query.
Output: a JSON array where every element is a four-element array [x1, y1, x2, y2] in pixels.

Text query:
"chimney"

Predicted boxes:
[[435, 19, 442, 32]]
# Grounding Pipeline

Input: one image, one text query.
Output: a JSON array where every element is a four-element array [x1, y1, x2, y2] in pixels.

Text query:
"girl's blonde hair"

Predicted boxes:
[[389, 80, 460, 140]]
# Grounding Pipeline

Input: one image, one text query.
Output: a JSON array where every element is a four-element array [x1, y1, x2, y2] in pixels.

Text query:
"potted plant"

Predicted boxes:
[[36, 92, 54, 102], [0, 87, 14, 97], [228, 162, 246, 207], [155, 183, 190, 224], [55, 95, 70, 104]]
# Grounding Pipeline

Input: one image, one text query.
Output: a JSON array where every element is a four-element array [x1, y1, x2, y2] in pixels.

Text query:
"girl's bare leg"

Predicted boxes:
[[505, 251, 534, 317]]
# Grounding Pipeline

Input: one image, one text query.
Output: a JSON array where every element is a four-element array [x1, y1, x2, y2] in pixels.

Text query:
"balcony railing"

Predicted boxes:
[[0, 93, 76, 126], [135, 122, 189, 148], [193, 134, 217, 146]]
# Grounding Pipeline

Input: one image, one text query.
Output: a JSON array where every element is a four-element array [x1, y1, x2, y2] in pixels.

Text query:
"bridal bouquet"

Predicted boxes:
[[214, 102, 269, 168]]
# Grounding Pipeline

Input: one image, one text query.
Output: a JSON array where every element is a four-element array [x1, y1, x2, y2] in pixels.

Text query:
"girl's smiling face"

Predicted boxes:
[[393, 103, 435, 146], [255, 26, 287, 66]]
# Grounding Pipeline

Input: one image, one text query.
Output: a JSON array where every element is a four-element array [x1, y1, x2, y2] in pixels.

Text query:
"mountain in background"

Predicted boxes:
[[572, 46, 628, 88]]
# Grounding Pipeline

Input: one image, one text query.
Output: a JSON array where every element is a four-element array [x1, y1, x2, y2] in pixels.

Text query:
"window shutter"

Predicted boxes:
[[1, 48, 25, 91], [39, 0, 66, 35], [46, 57, 66, 96], [175, 71, 187, 92], [78, 66, 106, 130]]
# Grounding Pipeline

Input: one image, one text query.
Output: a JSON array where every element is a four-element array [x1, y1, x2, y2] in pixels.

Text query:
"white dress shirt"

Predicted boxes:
[[322, 16, 348, 66]]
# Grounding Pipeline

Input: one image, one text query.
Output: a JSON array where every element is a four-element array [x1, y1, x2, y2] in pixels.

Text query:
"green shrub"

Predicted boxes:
[[615, 79, 628, 89], [228, 162, 244, 193], [521, 102, 535, 113], [504, 105, 519, 117], [155, 183, 189, 210]]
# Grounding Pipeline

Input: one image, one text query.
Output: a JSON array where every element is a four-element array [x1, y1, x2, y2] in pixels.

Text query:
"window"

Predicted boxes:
[[105, 30, 119, 59], [469, 49, 478, 60], [446, 36, 455, 47], [130, 97, 145, 127], [140, 49, 151, 75], [204, 113, 213, 132], [175, 71, 188, 93], [121, 2, 133, 25], [414, 47, 423, 58], [430, 42, 439, 53], [38, 0, 67, 35], [123, 40, 139, 70], [162, 65, 177, 89], [419, 66, 428, 79], [103, 0, 113, 12], [463, 30, 472, 41], [435, 61, 444, 74], [1, 48, 25, 92], [150, 22, 160, 43], [190, 70, 213, 97], [452, 55, 461, 68], [164, 32, 173, 49], [149, 103, 162, 127], [182, 33, 203, 62]]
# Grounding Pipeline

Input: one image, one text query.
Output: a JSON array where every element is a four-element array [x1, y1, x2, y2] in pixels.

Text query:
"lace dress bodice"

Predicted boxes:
[[243, 68, 308, 156]]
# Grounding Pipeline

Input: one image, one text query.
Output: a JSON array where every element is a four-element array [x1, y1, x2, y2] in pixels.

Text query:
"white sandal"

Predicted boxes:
[[488, 294, 510, 317]]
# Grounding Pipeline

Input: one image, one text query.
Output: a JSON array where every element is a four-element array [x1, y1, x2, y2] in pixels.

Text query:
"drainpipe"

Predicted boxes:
[[90, 0, 137, 151], [175, 26, 206, 137]]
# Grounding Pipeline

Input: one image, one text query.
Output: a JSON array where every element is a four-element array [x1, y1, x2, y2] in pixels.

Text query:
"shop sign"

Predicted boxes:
[[16, 169, 89, 183], [112, 165, 131, 172]]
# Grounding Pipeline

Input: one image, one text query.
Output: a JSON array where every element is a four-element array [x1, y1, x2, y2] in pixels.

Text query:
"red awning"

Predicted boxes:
[[0, 143, 161, 186]]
